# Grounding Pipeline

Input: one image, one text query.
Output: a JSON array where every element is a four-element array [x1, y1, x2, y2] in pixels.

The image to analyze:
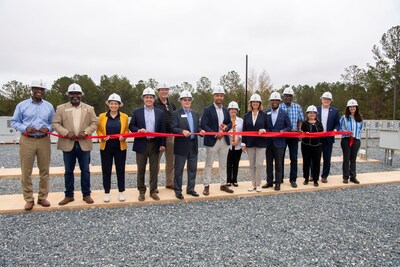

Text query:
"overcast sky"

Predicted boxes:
[[0, 0, 399, 90]]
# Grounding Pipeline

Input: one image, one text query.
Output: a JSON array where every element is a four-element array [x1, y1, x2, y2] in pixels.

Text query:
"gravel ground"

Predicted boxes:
[[0, 139, 399, 266]]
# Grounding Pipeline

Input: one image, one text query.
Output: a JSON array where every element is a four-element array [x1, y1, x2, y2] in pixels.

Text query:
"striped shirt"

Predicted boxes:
[[340, 115, 363, 139], [279, 102, 304, 131]]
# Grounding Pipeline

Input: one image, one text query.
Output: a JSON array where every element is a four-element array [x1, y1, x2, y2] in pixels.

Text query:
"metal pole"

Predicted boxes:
[[393, 75, 397, 120], [245, 55, 248, 112]]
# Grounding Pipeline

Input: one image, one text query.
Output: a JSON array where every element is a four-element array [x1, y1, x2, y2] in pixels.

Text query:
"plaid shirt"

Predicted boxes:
[[279, 102, 304, 131]]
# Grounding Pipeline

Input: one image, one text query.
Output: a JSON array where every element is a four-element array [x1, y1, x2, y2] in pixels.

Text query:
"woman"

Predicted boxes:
[[242, 94, 268, 192], [301, 105, 323, 187], [97, 93, 129, 202], [226, 101, 243, 187], [340, 99, 363, 184]]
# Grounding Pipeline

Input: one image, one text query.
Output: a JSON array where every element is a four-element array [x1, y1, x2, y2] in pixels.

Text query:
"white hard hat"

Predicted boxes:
[[249, 93, 262, 102], [347, 99, 358, 107], [306, 105, 318, 113], [30, 80, 47, 90], [106, 93, 123, 106], [157, 82, 170, 90], [320, 92, 333, 100], [227, 101, 240, 110], [179, 90, 193, 101], [283, 88, 294, 95], [142, 87, 156, 98], [66, 83, 84, 95], [269, 92, 281, 101], [212, 85, 225, 95]]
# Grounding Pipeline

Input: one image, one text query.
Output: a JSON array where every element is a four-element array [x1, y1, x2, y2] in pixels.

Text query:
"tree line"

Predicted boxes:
[[1, 26, 399, 119]]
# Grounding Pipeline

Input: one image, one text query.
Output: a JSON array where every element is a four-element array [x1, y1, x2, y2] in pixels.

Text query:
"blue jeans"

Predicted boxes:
[[63, 142, 91, 197]]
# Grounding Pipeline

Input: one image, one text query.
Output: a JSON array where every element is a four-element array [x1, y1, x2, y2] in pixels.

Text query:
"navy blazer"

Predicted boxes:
[[200, 104, 232, 147], [171, 108, 201, 156], [264, 108, 292, 148], [129, 106, 166, 153], [317, 105, 340, 144], [242, 111, 269, 148]]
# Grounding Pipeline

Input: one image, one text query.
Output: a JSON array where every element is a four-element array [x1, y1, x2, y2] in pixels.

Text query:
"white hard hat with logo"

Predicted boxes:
[[212, 85, 225, 95], [283, 88, 294, 95], [320, 92, 333, 100], [347, 99, 358, 107], [66, 83, 84, 95], [179, 90, 193, 101], [228, 101, 240, 110], [30, 80, 47, 90], [142, 87, 156, 98], [157, 82, 170, 90], [249, 94, 262, 102], [106, 93, 123, 106], [269, 92, 281, 101], [306, 105, 318, 113]]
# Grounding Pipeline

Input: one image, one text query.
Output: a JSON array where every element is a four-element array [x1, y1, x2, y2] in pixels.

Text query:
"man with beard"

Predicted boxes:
[[11, 80, 55, 210], [52, 83, 98, 205]]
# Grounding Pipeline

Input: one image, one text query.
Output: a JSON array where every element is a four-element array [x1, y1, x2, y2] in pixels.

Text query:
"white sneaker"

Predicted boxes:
[[118, 192, 126, 202], [248, 187, 256, 192], [256, 186, 261, 192], [103, 193, 110, 203]]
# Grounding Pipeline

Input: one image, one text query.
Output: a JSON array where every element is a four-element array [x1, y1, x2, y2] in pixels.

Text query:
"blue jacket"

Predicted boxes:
[[242, 111, 269, 148], [200, 104, 231, 147], [264, 108, 292, 148], [129, 106, 166, 153], [317, 105, 340, 144], [171, 108, 201, 156]]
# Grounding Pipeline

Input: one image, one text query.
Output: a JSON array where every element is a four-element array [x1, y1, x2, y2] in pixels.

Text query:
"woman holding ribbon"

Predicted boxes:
[[97, 93, 129, 202], [340, 99, 363, 184], [226, 101, 243, 187]]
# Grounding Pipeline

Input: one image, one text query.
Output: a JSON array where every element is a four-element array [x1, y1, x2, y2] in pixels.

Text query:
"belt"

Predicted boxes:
[[147, 138, 155, 143], [25, 134, 48, 139]]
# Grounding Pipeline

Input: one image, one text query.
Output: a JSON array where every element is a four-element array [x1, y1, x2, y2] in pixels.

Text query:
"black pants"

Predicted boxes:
[[266, 146, 285, 185], [100, 146, 126, 193], [282, 138, 299, 182], [301, 143, 322, 181], [341, 138, 361, 179], [174, 140, 198, 194], [227, 148, 242, 183]]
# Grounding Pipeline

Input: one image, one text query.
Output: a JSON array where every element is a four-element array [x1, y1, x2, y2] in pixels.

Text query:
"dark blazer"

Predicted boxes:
[[264, 108, 292, 148], [242, 111, 269, 148], [200, 104, 232, 146], [317, 105, 340, 144], [171, 108, 201, 156], [129, 106, 166, 153]]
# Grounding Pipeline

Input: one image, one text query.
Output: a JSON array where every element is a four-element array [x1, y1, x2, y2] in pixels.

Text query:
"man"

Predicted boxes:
[[263, 92, 292, 191], [200, 85, 232, 195], [316, 92, 340, 183], [279, 87, 304, 188], [52, 83, 98, 205], [171, 90, 204, 200], [154, 82, 176, 190], [129, 87, 166, 202], [11, 80, 54, 210]]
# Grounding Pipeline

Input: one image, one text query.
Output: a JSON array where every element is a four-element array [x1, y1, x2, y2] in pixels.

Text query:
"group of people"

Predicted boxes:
[[10, 80, 363, 210]]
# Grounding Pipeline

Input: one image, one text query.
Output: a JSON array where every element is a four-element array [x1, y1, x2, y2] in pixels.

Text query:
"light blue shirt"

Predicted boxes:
[[144, 106, 155, 137], [271, 108, 279, 126], [340, 115, 363, 139], [279, 102, 304, 130], [184, 108, 195, 139], [10, 98, 54, 136]]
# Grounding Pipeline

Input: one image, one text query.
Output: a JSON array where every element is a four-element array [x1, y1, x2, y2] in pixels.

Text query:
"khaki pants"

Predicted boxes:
[[19, 135, 51, 202], [158, 136, 174, 187], [203, 139, 229, 185]]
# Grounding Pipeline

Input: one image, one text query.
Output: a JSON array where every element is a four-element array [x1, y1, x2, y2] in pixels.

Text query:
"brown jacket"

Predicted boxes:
[[52, 102, 98, 152]]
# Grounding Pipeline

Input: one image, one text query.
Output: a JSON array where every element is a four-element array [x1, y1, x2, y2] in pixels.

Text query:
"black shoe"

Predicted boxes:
[[350, 177, 360, 184], [232, 183, 239, 187], [321, 178, 328, 183], [290, 182, 298, 188], [274, 183, 281, 191], [314, 181, 319, 187], [186, 191, 199, 197], [303, 179, 309, 185], [343, 179, 349, 184], [262, 183, 273, 188], [175, 193, 184, 200]]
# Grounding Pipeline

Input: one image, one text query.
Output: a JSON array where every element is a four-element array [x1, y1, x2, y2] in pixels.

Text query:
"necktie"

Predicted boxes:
[[232, 118, 236, 142]]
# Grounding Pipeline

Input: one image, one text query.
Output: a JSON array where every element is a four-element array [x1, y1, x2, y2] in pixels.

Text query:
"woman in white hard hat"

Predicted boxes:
[[97, 93, 129, 202], [241, 94, 269, 192], [226, 101, 243, 187], [340, 99, 363, 184], [301, 105, 324, 187]]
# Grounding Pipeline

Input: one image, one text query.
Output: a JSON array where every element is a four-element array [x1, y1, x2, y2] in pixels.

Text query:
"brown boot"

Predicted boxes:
[[83, 196, 94, 204], [24, 201, 34, 211], [138, 193, 145, 202], [37, 199, 51, 207], [58, 197, 74, 206], [203, 185, 210, 196]]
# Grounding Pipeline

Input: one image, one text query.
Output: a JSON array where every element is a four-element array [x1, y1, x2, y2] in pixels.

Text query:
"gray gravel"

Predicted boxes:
[[0, 139, 399, 266]]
